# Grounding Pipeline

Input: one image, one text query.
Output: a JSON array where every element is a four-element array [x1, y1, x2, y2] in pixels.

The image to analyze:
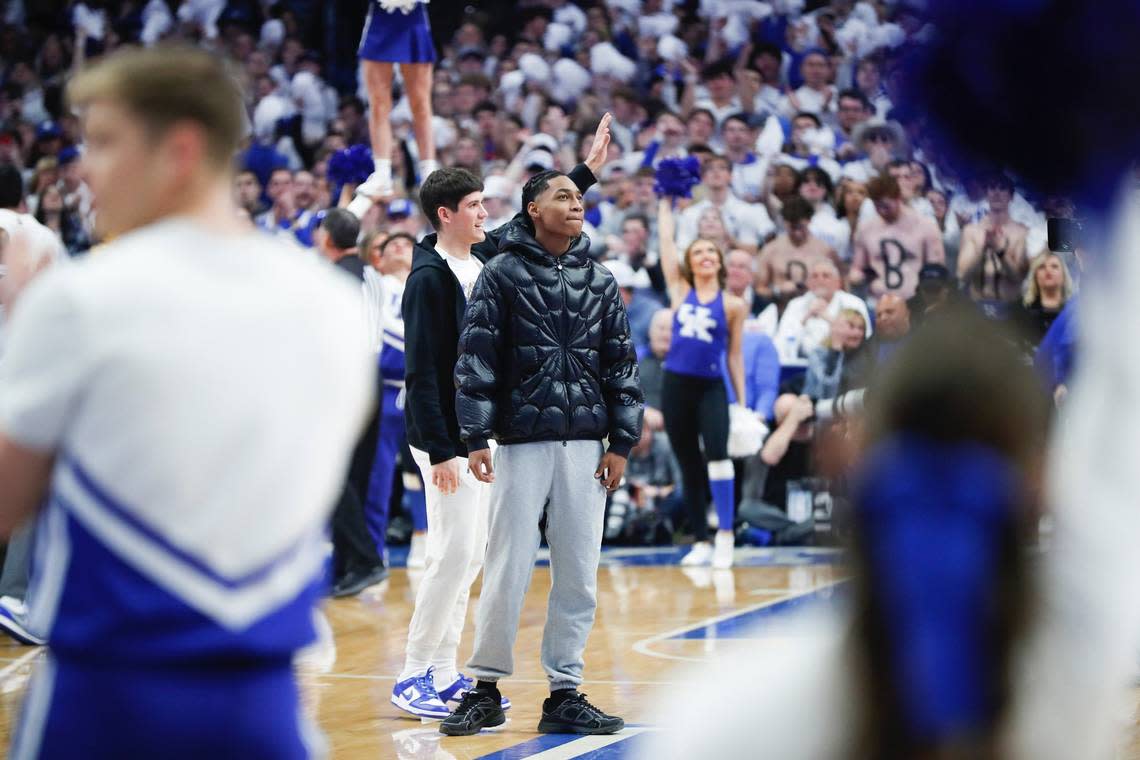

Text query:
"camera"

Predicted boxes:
[[1047, 217, 1084, 253], [814, 389, 865, 423]]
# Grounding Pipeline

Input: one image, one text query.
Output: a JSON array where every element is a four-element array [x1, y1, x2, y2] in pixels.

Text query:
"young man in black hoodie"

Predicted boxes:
[[442, 149, 644, 734], [394, 118, 614, 720]]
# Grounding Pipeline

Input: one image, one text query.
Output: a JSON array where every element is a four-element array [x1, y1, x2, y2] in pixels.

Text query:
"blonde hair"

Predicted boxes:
[[825, 308, 866, 348], [680, 238, 727, 290], [67, 45, 245, 169], [1023, 251, 1073, 307]]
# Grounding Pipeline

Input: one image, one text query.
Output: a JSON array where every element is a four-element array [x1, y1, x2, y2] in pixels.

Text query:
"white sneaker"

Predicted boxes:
[[391, 667, 451, 719], [392, 727, 457, 760], [0, 596, 43, 646], [407, 533, 426, 569], [712, 531, 735, 569], [680, 541, 713, 566], [355, 171, 393, 201]]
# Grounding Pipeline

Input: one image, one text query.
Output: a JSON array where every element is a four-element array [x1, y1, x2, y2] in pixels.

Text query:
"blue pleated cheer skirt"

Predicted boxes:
[[359, 3, 437, 64]]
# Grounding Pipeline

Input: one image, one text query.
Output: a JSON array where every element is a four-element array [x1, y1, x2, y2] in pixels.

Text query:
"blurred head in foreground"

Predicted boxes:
[[66, 45, 244, 240], [851, 306, 1049, 759]]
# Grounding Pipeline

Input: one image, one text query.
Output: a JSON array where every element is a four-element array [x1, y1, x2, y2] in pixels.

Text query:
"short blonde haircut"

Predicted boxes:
[[67, 45, 245, 169], [1023, 251, 1074, 307]]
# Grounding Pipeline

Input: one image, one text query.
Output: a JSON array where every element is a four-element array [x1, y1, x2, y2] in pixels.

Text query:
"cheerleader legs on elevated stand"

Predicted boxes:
[[356, 1, 438, 201]]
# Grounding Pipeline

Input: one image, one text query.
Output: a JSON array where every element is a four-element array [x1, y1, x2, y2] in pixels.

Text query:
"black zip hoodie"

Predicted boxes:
[[401, 163, 598, 465]]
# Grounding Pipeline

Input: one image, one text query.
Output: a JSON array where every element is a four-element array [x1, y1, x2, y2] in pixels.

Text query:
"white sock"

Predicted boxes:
[[431, 666, 459, 690], [373, 157, 392, 185], [419, 158, 440, 180], [397, 659, 431, 684]]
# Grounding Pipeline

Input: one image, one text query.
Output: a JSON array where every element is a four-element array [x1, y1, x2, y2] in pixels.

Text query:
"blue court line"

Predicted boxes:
[[571, 733, 648, 759], [389, 545, 840, 569], [475, 727, 652, 760], [671, 584, 845, 640], [475, 733, 580, 759], [588, 548, 840, 568]]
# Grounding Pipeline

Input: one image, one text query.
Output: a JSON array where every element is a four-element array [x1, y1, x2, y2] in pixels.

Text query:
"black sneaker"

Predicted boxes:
[[439, 689, 506, 736], [331, 565, 388, 598], [536, 692, 624, 735]]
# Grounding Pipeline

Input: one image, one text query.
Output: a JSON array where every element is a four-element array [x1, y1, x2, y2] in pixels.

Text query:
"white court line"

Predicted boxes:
[[0, 647, 43, 687], [523, 727, 654, 759], [631, 581, 842, 663], [313, 673, 678, 686]]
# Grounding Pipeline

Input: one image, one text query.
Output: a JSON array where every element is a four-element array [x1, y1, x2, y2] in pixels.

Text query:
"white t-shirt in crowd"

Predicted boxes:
[[0, 217, 373, 628], [809, 206, 851, 256], [731, 155, 770, 204], [779, 85, 837, 118], [677, 195, 776, 251], [774, 289, 873, 364], [436, 244, 484, 301], [694, 96, 743, 129]]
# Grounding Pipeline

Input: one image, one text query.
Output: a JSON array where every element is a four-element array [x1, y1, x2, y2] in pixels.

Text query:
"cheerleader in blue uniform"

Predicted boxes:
[[657, 196, 749, 569], [356, 0, 439, 200]]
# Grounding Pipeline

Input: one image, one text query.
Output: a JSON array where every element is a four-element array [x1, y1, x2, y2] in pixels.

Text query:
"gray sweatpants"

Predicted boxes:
[[0, 523, 35, 600], [467, 440, 607, 692]]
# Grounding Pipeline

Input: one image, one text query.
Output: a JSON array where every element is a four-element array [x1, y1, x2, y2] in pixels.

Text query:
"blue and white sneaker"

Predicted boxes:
[[391, 667, 451, 719], [438, 673, 512, 711], [0, 596, 44, 646]]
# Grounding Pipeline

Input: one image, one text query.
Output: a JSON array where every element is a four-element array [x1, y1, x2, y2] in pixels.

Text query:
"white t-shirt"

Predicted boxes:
[[0, 217, 373, 629], [694, 96, 743, 129], [809, 206, 851, 256], [437, 245, 484, 301], [677, 195, 776, 251], [774, 289, 872, 364], [775, 152, 843, 186], [779, 85, 837, 118], [730, 155, 770, 204]]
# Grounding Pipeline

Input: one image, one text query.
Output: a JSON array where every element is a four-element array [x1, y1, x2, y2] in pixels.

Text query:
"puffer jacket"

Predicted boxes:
[[454, 222, 644, 456]]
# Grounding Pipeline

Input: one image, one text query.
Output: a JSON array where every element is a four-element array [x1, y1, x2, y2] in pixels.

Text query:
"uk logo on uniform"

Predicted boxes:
[[677, 303, 716, 342]]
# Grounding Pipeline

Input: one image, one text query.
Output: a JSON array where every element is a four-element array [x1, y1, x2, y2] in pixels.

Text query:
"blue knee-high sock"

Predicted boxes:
[[402, 474, 428, 532], [708, 460, 735, 532], [710, 478, 735, 532]]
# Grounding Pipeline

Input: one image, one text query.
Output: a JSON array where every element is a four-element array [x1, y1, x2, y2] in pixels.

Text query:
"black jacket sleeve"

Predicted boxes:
[[402, 271, 456, 465], [454, 265, 507, 452], [566, 162, 597, 194], [471, 164, 598, 261], [598, 275, 644, 458]]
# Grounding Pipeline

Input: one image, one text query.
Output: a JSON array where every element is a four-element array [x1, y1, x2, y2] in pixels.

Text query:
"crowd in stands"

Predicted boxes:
[[0, 0, 1080, 549]]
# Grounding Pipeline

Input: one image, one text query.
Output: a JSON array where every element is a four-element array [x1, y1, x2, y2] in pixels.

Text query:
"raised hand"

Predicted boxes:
[[584, 112, 613, 177]]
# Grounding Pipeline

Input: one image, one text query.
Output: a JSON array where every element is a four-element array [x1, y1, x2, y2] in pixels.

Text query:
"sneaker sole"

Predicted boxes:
[[536, 718, 625, 735], [332, 571, 389, 598], [439, 710, 506, 736], [390, 693, 451, 720], [0, 613, 44, 646]]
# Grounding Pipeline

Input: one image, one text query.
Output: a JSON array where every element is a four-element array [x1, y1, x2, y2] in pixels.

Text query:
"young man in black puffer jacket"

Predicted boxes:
[[442, 153, 644, 737], [397, 118, 612, 720]]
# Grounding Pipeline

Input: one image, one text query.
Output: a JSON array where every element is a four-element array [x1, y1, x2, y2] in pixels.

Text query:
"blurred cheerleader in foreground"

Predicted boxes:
[[640, 308, 1052, 759]]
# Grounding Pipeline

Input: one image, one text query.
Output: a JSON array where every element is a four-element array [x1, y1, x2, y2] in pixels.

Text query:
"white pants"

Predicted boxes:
[[404, 446, 491, 676]]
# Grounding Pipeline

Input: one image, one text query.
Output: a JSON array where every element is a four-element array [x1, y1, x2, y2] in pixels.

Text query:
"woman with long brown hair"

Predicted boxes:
[[657, 196, 748, 568]]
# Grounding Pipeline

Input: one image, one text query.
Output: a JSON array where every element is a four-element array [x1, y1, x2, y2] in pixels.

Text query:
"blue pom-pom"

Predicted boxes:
[[902, 0, 1140, 210], [654, 156, 702, 199], [327, 144, 374, 188]]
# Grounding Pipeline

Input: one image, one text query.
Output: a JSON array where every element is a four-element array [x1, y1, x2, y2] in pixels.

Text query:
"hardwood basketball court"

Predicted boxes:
[[1, 547, 1138, 758]]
